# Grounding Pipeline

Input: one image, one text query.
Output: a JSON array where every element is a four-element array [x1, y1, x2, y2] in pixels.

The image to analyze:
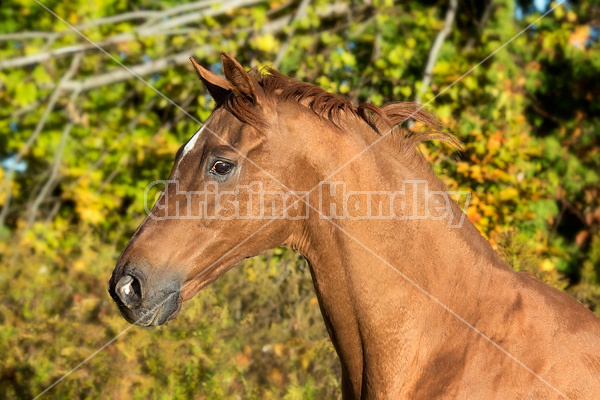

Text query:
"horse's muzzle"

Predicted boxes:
[[108, 265, 181, 326]]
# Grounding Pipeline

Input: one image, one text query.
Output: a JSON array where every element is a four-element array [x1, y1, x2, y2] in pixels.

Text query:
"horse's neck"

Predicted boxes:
[[301, 142, 506, 303], [300, 177, 506, 325], [288, 141, 509, 394], [281, 118, 600, 397]]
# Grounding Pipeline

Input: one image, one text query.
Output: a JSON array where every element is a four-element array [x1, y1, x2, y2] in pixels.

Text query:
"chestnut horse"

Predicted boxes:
[[109, 53, 600, 399]]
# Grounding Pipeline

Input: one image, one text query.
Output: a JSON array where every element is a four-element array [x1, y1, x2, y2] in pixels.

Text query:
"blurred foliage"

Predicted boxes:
[[1, 0, 599, 398]]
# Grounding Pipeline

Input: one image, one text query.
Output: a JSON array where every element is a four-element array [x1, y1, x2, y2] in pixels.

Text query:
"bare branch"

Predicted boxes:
[[25, 119, 74, 229], [56, 47, 214, 92], [0, 33, 135, 69], [40, 5, 348, 93], [415, 0, 458, 104], [0, 0, 264, 70], [274, 0, 312, 68], [0, 0, 221, 41], [0, 1, 349, 71], [0, 31, 58, 41], [82, 0, 217, 30], [0, 54, 81, 226], [139, 0, 264, 32]]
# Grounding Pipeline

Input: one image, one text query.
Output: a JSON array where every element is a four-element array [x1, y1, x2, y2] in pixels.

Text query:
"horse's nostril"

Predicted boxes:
[[116, 274, 142, 306]]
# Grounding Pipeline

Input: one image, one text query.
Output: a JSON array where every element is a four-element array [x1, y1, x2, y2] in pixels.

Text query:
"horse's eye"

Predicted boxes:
[[211, 160, 233, 175]]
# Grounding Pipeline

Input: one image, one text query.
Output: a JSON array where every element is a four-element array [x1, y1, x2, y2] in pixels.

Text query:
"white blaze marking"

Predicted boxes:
[[182, 124, 207, 159], [174, 123, 208, 176]]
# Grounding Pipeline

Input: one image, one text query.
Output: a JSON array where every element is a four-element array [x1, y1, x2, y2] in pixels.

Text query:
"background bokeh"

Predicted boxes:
[[1, 0, 599, 398]]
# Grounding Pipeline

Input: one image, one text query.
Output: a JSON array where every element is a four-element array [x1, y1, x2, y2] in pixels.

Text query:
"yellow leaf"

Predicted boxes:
[[553, 3, 564, 19], [73, 259, 86, 272], [255, 34, 278, 52], [541, 259, 555, 272], [273, 343, 286, 356], [499, 187, 519, 201]]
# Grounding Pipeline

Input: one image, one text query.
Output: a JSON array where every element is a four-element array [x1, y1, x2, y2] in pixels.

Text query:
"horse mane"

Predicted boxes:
[[223, 67, 461, 151]]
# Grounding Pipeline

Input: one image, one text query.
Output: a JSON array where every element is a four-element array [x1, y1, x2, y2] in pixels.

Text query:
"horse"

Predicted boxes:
[[109, 53, 600, 399]]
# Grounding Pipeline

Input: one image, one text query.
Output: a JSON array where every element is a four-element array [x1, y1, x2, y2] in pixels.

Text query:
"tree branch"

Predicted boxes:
[[0, 0, 264, 70], [56, 46, 214, 92], [0, 54, 81, 226], [37, 3, 350, 93], [139, 0, 264, 32], [415, 0, 458, 104], [274, 0, 312, 68], [0, 1, 349, 70], [25, 116, 74, 229], [0, 32, 136, 70], [0, 0, 222, 41]]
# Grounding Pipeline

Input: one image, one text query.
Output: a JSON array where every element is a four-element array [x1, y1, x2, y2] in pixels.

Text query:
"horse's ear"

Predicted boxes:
[[189, 57, 231, 104], [221, 52, 262, 105]]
